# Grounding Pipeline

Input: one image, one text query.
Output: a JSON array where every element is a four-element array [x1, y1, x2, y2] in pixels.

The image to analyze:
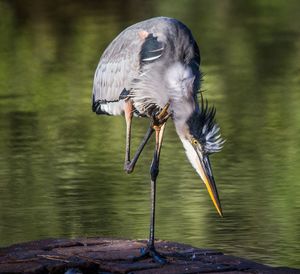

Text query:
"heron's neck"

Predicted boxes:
[[165, 62, 198, 127], [171, 105, 194, 139]]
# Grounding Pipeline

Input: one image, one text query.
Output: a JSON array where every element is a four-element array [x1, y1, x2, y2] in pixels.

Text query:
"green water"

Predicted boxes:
[[0, 0, 300, 268]]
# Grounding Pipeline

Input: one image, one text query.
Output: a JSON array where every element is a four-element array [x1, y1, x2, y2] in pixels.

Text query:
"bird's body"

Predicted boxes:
[[92, 17, 200, 120], [92, 17, 224, 263]]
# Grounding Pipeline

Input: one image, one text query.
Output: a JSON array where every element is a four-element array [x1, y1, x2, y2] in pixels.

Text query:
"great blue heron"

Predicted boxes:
[[92, 17, 224, 263]]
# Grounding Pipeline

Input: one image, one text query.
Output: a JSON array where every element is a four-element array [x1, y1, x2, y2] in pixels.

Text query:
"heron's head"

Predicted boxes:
[[175, 101, 225, 216]]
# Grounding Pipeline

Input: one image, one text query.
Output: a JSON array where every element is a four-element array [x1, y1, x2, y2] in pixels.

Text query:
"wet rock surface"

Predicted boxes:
[[0, 238, 299, 274]]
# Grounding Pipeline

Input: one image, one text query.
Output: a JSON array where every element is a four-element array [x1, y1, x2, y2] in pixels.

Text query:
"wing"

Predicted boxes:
[[92, 28, 167, 116], [92, 29, 143, 115], [92, 17, 200, 116]]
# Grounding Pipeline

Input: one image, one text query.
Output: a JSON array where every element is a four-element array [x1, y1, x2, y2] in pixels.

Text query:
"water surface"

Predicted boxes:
[[0, 0, 300, 268]]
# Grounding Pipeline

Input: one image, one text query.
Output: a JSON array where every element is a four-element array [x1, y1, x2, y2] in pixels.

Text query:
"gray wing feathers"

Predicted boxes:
[[92, 31, 142, 103], [92, 17, 200, 116]]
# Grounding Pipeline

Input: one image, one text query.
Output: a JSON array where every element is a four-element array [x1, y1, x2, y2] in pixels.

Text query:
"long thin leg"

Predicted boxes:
[[133, 123, 167, 264], [125, 127, 154, 173], [123, 102, 170, 174], [124, 100, 133, 166], [124, 101, 154, 174], [148, 123, 166, 249]]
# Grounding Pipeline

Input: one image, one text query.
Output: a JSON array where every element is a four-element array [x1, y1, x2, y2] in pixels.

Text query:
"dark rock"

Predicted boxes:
[[0, 238, 299, 274]]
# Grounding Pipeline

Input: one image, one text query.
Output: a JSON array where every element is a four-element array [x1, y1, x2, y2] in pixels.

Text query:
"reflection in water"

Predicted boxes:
[[0, 0, 300, 268]]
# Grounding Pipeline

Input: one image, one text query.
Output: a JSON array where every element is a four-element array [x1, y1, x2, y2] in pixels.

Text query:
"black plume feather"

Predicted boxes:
[[187, 100, 225, 153]]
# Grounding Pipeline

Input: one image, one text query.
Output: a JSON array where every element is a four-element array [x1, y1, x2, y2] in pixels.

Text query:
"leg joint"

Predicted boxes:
[[150, 160, 159, 181], [124, 162, 134, 174]]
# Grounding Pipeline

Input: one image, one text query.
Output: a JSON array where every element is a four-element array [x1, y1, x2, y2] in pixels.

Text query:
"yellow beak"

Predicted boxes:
[[196, 154, 223, 217]]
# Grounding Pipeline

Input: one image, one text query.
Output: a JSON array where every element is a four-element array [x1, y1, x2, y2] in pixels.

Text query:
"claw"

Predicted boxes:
[[151, 250, 167, 264], [157, 103, 170, 120], [159, 112, 171, 124], [140, 247, 146, 254], [151, 103, 171, 129], [132, 246, 167, 264]]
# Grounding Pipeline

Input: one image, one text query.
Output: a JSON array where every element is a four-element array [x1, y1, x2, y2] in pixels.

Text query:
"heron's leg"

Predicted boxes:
[[148, 123, 165, 249], [124, 127, 154, 174], [124, 102, 170, 174], [124, 101, 154, 174], [133, 123, 167, 264], [124, 100, 133, 168]]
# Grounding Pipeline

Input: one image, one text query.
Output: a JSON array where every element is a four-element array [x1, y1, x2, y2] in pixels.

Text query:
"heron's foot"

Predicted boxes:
[[132, 246, 167, 264], [124, 161, 134, 174], [151, 103, 171, 128]]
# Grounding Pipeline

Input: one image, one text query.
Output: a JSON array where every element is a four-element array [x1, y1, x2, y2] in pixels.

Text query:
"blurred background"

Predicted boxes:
[[0, 0, 300, 268]]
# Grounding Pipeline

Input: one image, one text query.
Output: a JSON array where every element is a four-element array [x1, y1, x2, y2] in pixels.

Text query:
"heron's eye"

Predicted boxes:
[[191, 138, 198, 146]]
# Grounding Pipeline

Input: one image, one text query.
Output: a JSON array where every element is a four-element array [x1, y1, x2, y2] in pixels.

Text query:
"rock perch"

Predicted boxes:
[[0, 238, 299, 274]]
